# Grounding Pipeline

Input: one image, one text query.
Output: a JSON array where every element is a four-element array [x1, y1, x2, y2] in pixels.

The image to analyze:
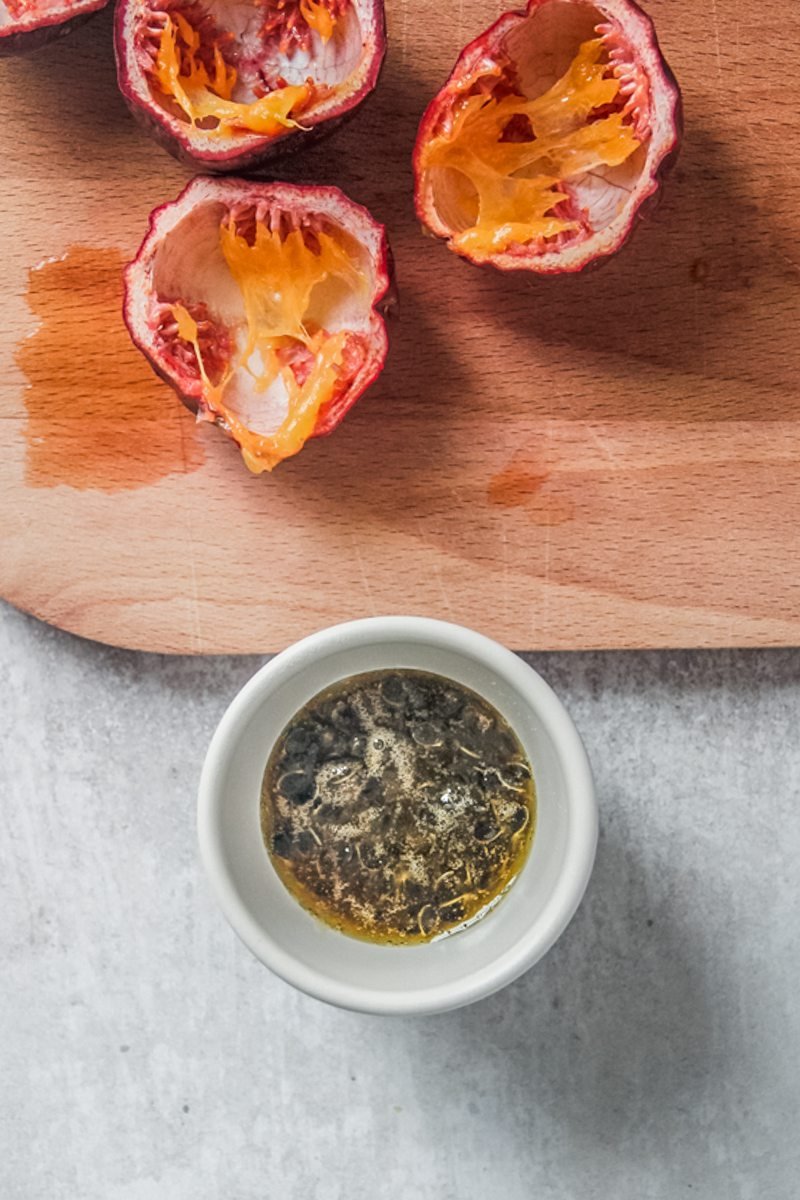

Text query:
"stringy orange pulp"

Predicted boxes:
[[299, 0, 337, 42], [152, 11, 313, 137], [419, 38, 642, 258], [172, 219, 363, 473]]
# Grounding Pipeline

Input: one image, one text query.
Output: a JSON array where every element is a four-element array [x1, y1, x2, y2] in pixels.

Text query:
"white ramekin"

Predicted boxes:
[[198, 617, 597, 1015]]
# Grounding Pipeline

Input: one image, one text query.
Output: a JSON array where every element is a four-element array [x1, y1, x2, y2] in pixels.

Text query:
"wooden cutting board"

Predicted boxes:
[[1, 1, 799, 653]]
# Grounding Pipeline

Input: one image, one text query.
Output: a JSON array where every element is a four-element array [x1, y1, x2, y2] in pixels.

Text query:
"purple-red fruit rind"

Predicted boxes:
[[0, 0, 108, 55]]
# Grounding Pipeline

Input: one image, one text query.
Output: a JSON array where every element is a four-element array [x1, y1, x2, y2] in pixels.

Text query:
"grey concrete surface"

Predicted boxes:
[[1, 599, 799, 1199]]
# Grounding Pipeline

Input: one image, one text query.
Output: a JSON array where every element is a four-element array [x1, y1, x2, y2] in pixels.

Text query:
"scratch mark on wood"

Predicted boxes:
[[433, 560, 454, 618], [542, 422, 553, 635], [398, 0, 409, 65], [418, 519, 453, 617], [556, 397, 622, 470], [179, 419, 203, 652], [692, 282, 708, 378], [502, 523, 509, 621], [585, 423, 623, 470], [352, 533, 378, 615], [185, 529, 203, 653], [711, 0, 723, 86]]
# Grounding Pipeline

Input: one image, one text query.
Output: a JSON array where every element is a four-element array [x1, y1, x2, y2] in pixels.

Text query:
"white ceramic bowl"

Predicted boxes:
[[198, 617, 597, 1015]]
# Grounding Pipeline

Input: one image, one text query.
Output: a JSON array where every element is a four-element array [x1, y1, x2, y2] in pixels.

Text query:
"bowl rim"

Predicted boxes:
[[197, 616, 597, 1015]]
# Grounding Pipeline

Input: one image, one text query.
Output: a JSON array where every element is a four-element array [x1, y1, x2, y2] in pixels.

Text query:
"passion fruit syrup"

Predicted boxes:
[[260, 670, 536, 944]]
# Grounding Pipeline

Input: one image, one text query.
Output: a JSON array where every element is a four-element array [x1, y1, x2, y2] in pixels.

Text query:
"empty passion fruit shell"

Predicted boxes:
[[0, 0, 107, 53], [123, 177, 394, 474], [114, 0, 386, 170], [413, 0, 681, 273]]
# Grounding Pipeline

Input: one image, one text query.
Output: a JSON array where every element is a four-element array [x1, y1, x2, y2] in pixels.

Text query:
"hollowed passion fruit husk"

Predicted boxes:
[[114, 0, 386, 170], [413, 0, 681, 273], [0, 0, 108, 54], [123, 176, 394, 474]]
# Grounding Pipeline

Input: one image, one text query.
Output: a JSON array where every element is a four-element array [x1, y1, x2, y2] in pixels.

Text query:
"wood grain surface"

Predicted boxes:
[[1, 0, 799, 653]]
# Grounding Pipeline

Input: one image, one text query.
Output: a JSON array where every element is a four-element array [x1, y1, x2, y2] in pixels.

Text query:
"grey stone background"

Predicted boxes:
[[2, 599, 798, 1199]]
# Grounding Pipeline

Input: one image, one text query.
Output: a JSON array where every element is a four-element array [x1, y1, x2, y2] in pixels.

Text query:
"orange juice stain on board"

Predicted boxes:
[[488, 458, 574, 526], [17, 246, 205, 491]]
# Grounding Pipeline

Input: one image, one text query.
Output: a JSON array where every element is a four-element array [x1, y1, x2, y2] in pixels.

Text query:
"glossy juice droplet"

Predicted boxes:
[[18, 246, 204, 491]]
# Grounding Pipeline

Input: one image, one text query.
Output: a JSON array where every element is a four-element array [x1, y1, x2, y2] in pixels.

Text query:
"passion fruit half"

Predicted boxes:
[[115, 0, 386, 170], [124, 177, 394, 473], [413, 0, 681, 273], [0, 0, 108, 54]]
